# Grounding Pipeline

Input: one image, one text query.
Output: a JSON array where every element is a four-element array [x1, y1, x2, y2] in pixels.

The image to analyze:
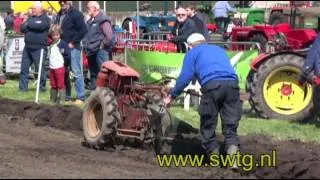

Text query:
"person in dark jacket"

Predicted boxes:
[[164, 33, 242, 169], [4, 9, 14, 33], [171, 7, 198, 53], [55, 1, 88, 105], [299, 33, 320, 122], [186, 3, 210, 41], [82, 1, 114, 90], [19, 2, 50, 92]]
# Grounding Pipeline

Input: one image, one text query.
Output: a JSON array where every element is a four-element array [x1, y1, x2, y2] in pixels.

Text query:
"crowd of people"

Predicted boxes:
[[7, 1, 115, 106], [0, 1, 239, 106]]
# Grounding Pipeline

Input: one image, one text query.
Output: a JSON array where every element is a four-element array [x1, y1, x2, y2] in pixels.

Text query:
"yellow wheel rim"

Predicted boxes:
[[263, 66, 313, 115]]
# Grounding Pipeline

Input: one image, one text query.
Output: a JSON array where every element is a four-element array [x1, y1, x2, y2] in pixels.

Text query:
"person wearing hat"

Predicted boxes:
[[164, 33, 242, 169]]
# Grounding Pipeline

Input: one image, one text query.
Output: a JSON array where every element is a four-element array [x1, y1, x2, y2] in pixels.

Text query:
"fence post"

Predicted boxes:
[[35, 48, 44, 104]]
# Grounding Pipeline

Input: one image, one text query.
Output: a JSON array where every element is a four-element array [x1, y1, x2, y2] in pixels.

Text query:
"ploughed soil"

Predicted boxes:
[[0, 98, 320, 179]]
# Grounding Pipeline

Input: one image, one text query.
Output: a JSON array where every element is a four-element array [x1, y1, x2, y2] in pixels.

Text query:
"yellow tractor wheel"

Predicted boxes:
[[250, 53, 313, 121]]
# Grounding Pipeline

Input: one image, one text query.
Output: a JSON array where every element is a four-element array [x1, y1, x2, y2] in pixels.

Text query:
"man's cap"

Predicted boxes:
[[187, 33, 206, 44]]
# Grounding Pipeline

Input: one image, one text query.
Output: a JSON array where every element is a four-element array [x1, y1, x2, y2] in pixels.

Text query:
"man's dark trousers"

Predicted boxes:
[[199, 80, 242, 155], [19, 47, 47, 92]]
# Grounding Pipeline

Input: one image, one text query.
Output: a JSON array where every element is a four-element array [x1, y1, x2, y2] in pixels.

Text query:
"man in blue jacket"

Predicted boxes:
[[299, 33, 320, 122], [19, 2, 50, 92], [56, 1, 88, 105], [164, 33, 242, 169]]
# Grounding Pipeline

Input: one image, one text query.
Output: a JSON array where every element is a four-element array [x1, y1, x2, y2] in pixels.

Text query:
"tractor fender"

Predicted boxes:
[[285, 29, 317, 48], [250, 51, 306, 71], [101, 61, 140, 78]]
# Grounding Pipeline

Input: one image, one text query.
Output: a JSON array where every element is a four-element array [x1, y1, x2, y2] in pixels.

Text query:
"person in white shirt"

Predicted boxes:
[[48, 24, 71, 104]]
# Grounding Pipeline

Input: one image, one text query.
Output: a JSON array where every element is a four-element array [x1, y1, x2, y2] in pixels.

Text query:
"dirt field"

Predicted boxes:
[[0, 98, 320, 179]]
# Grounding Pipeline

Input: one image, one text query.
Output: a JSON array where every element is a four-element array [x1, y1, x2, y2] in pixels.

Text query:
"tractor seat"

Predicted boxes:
[[101, 61, 140, 78]]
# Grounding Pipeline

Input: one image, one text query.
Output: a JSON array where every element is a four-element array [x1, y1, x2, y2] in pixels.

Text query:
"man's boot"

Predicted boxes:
[[57, 89, 66, 105], [50, 89, 58, 104], [227, 145, 240, 170]]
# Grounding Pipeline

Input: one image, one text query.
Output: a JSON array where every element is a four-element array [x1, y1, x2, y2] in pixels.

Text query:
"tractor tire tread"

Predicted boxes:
[[249, 53, 313, 121]]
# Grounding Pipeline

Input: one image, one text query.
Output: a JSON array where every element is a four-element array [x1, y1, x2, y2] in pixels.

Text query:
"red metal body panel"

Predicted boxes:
[[231, 22, 316, 50], [101, 61, 140, 78], [207, 23, 217, 32]]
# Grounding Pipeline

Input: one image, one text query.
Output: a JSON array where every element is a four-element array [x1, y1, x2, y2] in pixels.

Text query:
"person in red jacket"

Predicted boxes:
[[13, 12, 24, 34]]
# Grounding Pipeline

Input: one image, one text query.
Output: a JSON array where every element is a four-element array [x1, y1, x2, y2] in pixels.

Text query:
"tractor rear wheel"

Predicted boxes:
[[249, 53, 313, 121], [82, 88, 120, 150], [269, 11, 286, 25]]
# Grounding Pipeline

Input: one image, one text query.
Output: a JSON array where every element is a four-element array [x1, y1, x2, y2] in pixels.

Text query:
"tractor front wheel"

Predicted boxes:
[[82, 88, 120, 150], [249, 53, 313, 121]]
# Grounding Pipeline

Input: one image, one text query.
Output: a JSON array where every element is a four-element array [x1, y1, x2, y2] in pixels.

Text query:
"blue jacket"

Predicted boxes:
[[301, 33, 320, 80], [171, 44, 238, 98], [212, 1, 237, 18], [20, 14, 50, 49], [55, 6, 87, 49]]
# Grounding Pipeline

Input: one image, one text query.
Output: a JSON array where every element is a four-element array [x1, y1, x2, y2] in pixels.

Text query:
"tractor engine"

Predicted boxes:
[[85, 61, 170, 148]]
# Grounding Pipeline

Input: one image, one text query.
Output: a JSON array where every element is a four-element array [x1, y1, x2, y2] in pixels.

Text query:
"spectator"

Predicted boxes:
[[13, 12, 24, 34], [186, 3, 210, 40], [48, 24, 71, 104], [171, 7, 198, 53], [19, 2, 50, 92], [82, 1, 114, 90], [212, 1, 237, 33], [164, 33, 242, 169], [196, 5, 210, 25], [47, 7, 56, 24], [0, 15, 5, 32], [4, 9, 14, 33], [0, 15, 5, 59], [28, 8, 33, 17], [299, 33, 320, 123], [55, 1, 88, 105]]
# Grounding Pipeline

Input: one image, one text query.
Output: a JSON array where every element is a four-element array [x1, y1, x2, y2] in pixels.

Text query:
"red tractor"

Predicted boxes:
[[228, 1, 320, 52], [81, 61, 172, 154], [268, 1, 320, 27], [230, 23, 317, 51]]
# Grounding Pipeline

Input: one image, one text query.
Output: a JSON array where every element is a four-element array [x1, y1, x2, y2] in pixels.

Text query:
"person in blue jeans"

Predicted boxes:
[[299, 32, 320, 123], [82, 1, 114, 90], [19, 2, 50, 92], [55, 1, 88, 105], [212, 1, 237, 34]]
